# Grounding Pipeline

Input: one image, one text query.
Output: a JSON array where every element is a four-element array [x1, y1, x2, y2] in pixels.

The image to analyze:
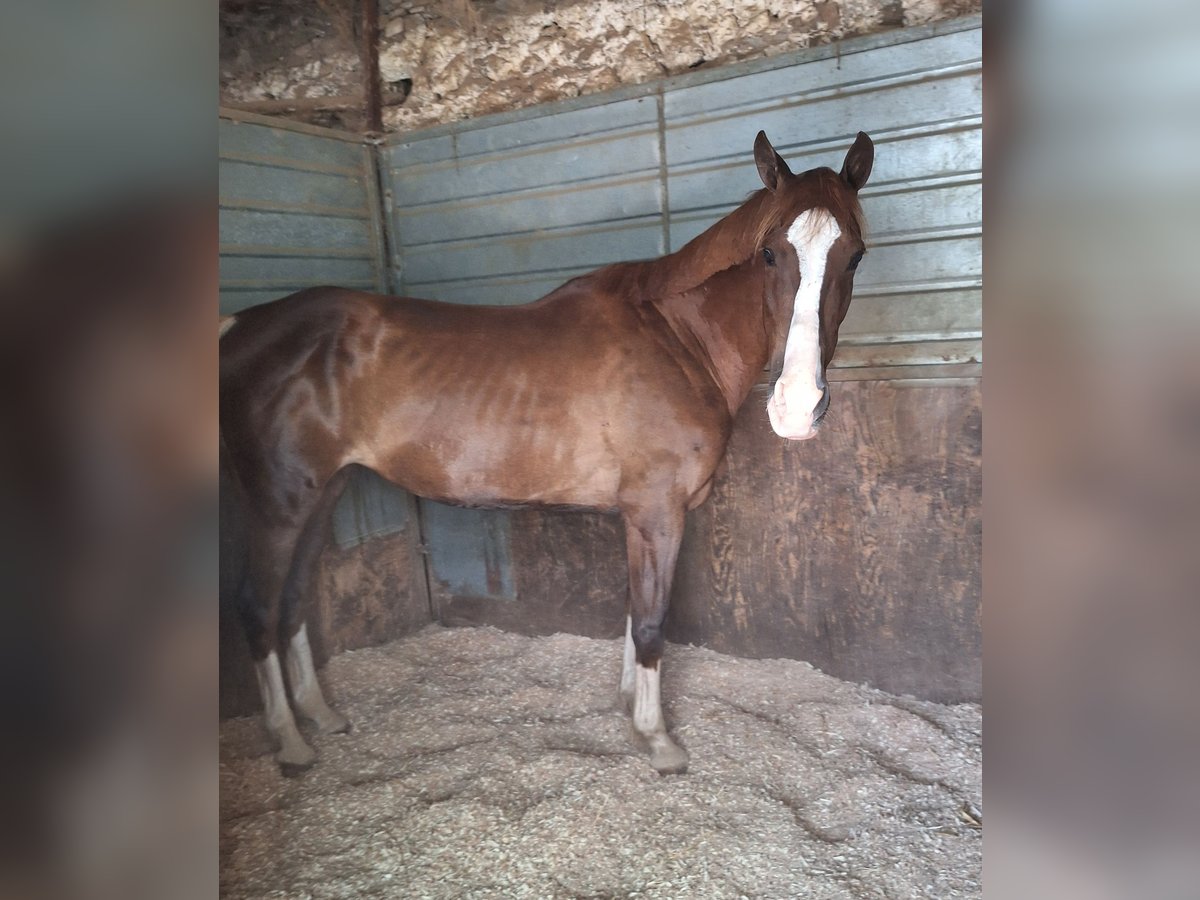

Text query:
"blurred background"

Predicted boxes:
[[986, 0, 1200, 896], [0, 0, 1197, 897], [0, 3, 214, 899]]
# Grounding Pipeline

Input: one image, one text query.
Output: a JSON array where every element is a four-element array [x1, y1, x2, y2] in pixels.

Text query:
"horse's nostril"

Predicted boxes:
[[813, 385, 831, 424]]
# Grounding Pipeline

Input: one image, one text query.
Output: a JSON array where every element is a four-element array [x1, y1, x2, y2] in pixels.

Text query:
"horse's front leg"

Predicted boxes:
[[621, 506, 690, 775]]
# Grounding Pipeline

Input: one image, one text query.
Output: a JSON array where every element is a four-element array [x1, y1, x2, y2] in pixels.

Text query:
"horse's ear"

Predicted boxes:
[[754, 130, 792, 192], [840, 132, 874, 192]]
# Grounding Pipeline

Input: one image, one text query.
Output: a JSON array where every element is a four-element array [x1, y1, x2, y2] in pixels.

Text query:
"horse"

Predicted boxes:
[[220, 130, 874, 776]]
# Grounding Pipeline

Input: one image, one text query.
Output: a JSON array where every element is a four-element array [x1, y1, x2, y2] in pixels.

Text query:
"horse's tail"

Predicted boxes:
[[219, 314, 237, 339]]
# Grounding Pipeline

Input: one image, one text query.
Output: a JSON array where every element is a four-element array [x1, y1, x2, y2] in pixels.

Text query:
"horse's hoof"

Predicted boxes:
[[649, 739, 690, 776], [301, 706, 351, 735], [316, 711, 351, 735], [279, 759, 315, 778], [275, 738, 317, 776]]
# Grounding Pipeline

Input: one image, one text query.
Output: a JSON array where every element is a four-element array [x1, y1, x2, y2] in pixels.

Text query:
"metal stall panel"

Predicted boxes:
[[383, 20, 980, 374], [383, 95, 666, 306], [219, 110, 386, 314]]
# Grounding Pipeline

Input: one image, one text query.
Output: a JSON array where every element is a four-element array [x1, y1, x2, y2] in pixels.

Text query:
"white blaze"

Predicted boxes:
[[767, 208, 841, 440]]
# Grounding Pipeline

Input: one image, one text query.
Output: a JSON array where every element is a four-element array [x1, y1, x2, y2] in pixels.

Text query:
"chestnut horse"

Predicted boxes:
[[220, 130, 874, 775]]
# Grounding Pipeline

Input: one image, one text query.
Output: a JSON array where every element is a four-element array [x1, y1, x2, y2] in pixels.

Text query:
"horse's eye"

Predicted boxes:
[[848, 250, 865, 272], [762, 247, 776, 267]]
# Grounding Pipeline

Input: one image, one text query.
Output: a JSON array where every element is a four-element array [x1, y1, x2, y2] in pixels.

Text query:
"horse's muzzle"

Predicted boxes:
[[767, 382, 830, 441]]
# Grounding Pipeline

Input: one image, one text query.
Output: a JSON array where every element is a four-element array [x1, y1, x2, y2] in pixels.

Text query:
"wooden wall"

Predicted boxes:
[[672, 380, 981, 702], [431, 509, 627, 640]]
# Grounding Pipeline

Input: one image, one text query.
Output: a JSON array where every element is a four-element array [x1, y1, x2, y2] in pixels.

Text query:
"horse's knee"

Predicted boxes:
[[631, 620, 665, 668]]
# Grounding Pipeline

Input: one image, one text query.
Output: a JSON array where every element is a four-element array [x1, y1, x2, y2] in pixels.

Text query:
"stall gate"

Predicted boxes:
[[219, 15, 982, 705]]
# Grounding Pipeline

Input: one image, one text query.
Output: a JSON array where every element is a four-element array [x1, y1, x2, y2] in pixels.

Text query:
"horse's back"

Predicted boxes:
[[218, 279, 724, 511], [219, 286, 373, 384]]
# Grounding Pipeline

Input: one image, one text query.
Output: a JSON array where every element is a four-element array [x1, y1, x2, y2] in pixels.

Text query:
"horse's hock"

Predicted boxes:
[[220, 626, 982, 898]]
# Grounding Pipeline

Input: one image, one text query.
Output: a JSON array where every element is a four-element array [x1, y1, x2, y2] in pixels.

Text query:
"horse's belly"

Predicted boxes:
[[451, 441, 621, 508], [365, 425, 622, 511]]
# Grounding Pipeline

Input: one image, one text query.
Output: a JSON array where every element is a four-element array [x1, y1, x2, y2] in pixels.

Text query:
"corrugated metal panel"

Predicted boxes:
[[383, 17, 981, 374], [422, 503, 516, 601], [331, 466, 412, 549], [384, 94, 666, 305], [218, 110, 386, 316]]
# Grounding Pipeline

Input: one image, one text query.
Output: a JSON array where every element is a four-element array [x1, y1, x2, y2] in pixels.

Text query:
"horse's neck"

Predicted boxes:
[[650, 190, 774, 297], [656, 261, 773, 416]]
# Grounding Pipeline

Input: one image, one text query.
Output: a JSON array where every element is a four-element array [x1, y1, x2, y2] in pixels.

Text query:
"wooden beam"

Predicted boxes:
[[221, 92, 409, 117], [221, 94, 364, 114], [361, 0, 383, 134]]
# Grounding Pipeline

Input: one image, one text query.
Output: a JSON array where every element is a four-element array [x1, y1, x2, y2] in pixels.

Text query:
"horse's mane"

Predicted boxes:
[[593, 168, 864, 303]]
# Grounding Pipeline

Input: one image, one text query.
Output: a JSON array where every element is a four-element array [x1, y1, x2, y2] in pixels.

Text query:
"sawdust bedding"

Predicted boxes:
[[220, 626, 981, 899]]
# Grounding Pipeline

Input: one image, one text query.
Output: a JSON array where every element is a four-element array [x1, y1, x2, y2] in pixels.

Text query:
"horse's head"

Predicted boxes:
[[753, 130, 874, 441]]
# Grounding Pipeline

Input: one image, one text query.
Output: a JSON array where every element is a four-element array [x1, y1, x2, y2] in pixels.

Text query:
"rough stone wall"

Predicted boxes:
[[220, 0, 980, 134]]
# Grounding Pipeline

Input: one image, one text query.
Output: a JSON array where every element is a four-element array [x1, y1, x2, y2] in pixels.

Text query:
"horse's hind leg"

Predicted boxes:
[[279, 467, 353, 735], [283, 625, 349, 735], [622, 505, 690, 775], [619, 612, 637, 709], [241, 520, 317, 776]]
